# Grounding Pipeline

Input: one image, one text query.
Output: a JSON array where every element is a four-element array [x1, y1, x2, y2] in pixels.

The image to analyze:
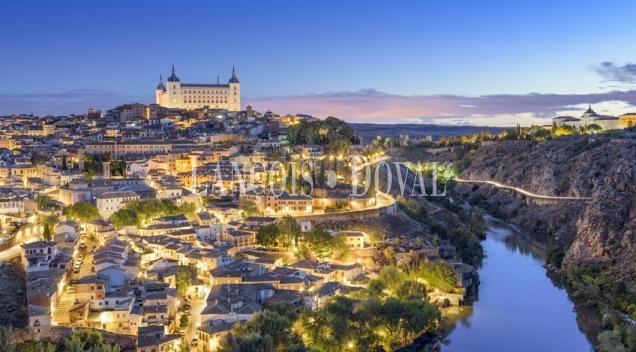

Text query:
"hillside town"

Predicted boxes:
[[0, 91, 481, 352]]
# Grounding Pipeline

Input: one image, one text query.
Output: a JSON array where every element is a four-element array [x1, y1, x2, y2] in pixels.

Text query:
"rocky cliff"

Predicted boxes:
[[456, 134, 636, 287]]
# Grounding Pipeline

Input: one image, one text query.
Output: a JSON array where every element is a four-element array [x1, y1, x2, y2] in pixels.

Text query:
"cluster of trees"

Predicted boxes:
[[175, 267, 193, 296], [256, 219, 351, 261], [256, 216, 302, 250], [30, 153, 50, 166], [372, 136, 399, 149], [60, 155, 79, 171], [217, 293, 440, 352], [286, 117, 360, 155], [0, 327, 121, 352], [83, 153, 111, 176], [238, 199, 262, 217], [35, 194, 57, 210], [562, 265, 636, 352], [300, 295, 439, 351], [397, 194, 486, 266], [502, 123, 603, 141], [352, 265, 457, 300], [40, 214, 59, 241], [63, 202, 100, 223], [216, 302, 307, 352], [109, 198, 196, 228]]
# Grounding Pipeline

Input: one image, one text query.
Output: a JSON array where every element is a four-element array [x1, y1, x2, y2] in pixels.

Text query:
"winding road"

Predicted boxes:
[[455, 179, 594, 201]]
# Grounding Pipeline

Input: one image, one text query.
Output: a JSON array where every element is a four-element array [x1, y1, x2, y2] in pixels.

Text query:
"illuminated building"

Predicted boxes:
[[155, 65, 241, 111]]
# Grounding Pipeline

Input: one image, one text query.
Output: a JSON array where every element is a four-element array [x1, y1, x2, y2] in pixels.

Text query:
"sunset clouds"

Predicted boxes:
[[247, 89, 636, 126]]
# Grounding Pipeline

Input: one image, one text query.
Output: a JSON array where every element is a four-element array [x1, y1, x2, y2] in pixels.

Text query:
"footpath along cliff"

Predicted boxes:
[[455, 134, 636, 289]]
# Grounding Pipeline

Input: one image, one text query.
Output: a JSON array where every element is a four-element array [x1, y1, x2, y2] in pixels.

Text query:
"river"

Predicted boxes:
[[439, 217, 601, 352]]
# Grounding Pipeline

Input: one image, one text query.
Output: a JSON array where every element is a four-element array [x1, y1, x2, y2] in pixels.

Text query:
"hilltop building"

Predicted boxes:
[[155, 65, 241, 111], [553, 105, 620, 131]]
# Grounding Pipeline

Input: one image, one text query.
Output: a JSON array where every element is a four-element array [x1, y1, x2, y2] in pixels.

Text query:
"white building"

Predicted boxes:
[[155, 65, 241, 111], [96, 191, 140, 220]]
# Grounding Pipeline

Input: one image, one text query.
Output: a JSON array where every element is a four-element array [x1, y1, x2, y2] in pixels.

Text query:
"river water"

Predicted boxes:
[[439, 217, 600, 352]]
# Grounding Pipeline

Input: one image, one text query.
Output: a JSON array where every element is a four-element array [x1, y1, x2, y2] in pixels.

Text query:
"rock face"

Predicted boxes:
[[457, 135, 636, 287]]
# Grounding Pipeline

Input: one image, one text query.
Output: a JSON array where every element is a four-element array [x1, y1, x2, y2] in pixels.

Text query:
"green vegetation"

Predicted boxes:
[[256, 223, 280, 250], [255, 216, 303, 250], [417, 262, 458, 293], [352, 265, 458, 301], [238, 199, 262, 217], [1, 328, 121, 352], [286, 116, 360, 153], [301, 295, 439, 351], [42, 224, 52, 241], [396, 195, 485, 266], [176, 268, 193, 296], [63, 202, 100, 223], [545, 246, 565, 268], [108, 209, 138, 228], [220, 290, 440, 352], [562, 265, 636, 351], [303, 225, 336, 259], [108, 198, 196, 228], [180, 314, 189, 328], [563, 265, 636, 319], [31, 153, 50, 166], [218, 303, 304, 352], [35, 195, 57, 210], [83, 152, 111, 176], [0, 326, 15, 352], [586, 123, 603, 133], [277, 215, 301, 249]]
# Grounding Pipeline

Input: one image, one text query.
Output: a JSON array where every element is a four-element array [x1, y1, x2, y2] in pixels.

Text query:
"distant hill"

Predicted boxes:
[[350, 123, 506, 143]]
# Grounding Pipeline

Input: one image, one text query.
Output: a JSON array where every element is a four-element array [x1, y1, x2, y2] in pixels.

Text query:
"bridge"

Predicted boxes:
[[455, 179, 594, 204]]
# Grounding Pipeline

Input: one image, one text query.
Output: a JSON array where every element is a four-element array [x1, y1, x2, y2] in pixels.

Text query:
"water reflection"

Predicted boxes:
[[432, 217, 600, 352]]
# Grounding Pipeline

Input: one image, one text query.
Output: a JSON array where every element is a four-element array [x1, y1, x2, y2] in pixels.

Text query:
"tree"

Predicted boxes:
[[35, 195, 56, 210], [0, 326, 16, 352], [418, 262, 458, 292], [597, 330, 629, 352], [586, 123, 603, 133], [326, 138, 351, 157], [332, 232, 351, 261], [383, 137, 397, 149], [72, 329, 104, 350], [93, 344, 122, 352], [40, 214, 59, 227], [256, 224, 280, 250], [61, 154, 68, 170], [109, 208, 139, 229], [180, 314, 189, 328], [63, 338, 85, 352], [305, 225, 335, 259], [217, 332, 272, 352], [277, 215, 301, 249], [176, 268, 193, 296], [553, 125, 575, 137], [246, 310, 293, 350], [64, 202, 100, 222], [179, 343, 191, 352], [239, 199, 262, 218], [34, 342, 57, 352], [178, 202, 197, 219], [42, 224, 52, 241]]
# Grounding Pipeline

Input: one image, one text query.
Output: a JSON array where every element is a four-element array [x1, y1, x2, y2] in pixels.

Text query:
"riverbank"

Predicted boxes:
[[437, 217, 599, 352]]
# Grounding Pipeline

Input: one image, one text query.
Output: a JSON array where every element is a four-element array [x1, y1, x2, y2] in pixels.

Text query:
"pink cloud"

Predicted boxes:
[[245, 89, 636, 124]]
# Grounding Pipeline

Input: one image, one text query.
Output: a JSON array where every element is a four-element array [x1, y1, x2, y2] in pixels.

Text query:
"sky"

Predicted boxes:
[[1, 0, 636, 126]]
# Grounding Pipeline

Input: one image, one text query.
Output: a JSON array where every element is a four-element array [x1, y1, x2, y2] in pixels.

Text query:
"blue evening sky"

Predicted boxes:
[[1, 0, 636, 125]]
